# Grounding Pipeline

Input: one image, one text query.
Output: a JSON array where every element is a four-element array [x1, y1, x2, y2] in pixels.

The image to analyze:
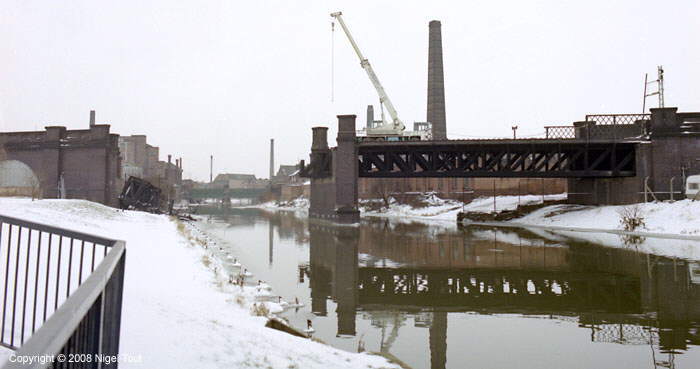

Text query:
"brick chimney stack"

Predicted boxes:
[[89, 110, 96, 127], [366, 105, 374, 129], [427, 20, 447, 140]]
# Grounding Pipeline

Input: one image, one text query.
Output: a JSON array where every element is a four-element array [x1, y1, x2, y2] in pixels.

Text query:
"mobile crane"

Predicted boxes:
[[331, 11, 431, 141]]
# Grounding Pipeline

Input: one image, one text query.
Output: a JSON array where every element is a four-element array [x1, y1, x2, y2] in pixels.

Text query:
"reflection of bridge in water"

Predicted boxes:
[[307, 223, 700, 368]]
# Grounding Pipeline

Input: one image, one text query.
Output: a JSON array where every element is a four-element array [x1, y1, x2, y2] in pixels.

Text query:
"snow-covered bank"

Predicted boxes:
[[260, 193, 567, 222], [0, 198, 400, 369], [515, 200, 700, 236], [263, 194, 700, 238], [361, 193, 566, 221]]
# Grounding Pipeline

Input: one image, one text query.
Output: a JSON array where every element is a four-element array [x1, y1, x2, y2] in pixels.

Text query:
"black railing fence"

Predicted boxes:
[[0, 215, 125, 368], [584, 113, 651, 125], [545, 114, 651, 140]]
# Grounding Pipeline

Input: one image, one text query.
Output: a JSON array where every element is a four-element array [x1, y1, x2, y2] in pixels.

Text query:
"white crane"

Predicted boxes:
[[331, 12, 416, 137]]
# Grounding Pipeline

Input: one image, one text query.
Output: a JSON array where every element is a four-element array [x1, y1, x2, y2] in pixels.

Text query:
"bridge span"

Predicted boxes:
[[301, 107, 700, 223], [357, 139, 637, 178]]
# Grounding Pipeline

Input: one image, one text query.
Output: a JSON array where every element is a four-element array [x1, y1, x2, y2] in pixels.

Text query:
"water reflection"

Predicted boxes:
[[306, 221, 700, 369], [199, 208, 700, 369]]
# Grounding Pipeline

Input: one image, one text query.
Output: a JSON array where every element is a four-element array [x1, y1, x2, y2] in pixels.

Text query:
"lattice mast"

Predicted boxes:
[[643, 66, 665, 113]]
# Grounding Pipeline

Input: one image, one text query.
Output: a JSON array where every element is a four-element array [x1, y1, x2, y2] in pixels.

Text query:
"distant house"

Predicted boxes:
[[272, 164, 301, 185]]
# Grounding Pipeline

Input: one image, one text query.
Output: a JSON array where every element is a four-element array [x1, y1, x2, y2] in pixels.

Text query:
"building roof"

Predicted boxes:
[[276, 165, 298, 177], [214, 173, 257, 182]]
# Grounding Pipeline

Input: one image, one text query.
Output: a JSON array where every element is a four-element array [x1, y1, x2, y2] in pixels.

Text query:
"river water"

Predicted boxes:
[[195, 207, 700, 369]]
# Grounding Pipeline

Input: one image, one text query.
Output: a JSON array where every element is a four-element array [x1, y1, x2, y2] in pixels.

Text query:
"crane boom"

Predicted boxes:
[[331, 12, 405, 132]]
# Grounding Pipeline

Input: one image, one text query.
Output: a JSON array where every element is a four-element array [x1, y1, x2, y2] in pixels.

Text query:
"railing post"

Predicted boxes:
[[101, 249, 125, 367], [644, 176, 649, 203], [670, 177, 675, 201]]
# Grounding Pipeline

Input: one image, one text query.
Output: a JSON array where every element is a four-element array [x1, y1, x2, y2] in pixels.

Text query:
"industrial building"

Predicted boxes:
[[0, 110, 183, 207]]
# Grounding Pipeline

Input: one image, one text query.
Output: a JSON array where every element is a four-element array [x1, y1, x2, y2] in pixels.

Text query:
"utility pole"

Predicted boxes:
[[210, 155, 213, 183], [511, 126, 518, 139]]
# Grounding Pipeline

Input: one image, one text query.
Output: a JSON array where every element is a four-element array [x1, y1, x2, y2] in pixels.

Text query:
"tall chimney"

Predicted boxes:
[[427, 20, 447, 140], [269, 139, 275, 181], [210, 155, 213, 183], [168, 154, 171, 164], [366, 105, 374, 129], [179, 157, 182, 169], [89, 110, 96, 127]]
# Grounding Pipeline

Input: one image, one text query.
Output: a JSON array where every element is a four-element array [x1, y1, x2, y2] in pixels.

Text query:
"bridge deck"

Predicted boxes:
[[357, 139, 642, 178]]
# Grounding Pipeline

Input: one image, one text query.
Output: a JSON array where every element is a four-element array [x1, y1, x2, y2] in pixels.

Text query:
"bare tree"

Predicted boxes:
[[618, 205, 646, 232], [372, 179, 392, 208]]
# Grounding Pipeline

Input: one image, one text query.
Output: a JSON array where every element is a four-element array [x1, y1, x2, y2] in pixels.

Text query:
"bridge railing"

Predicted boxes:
[[544, 126, 576, 139], [545, 114, 651, 141], [0, 215, 125, 368], [585, 114, 650, 125]]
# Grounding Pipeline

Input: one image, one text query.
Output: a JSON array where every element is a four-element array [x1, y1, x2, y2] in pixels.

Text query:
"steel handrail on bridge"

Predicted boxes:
[[0, 214, 125, 369], [545, 114, 652, 140]]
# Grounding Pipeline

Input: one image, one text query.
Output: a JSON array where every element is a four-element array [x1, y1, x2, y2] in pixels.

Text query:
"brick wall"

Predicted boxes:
[[358, 177, 567, 200], [1, 124, 121, 206]]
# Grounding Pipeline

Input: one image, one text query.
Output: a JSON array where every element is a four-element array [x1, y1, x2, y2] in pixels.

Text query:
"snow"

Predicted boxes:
[[0, 198, 400, 369], [259, 193, 567, 222], [515, 200, 700, 236], [257, 194, 700, 261], [363, 193, 566, 221]]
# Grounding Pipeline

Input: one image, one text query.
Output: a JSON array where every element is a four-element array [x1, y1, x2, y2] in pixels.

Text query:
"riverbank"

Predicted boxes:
[[261, 194, 700, 236], [0, 198, 401, 369], [260, 193, 568, 223]]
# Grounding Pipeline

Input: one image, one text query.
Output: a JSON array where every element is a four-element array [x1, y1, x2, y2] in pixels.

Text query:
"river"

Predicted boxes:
[[194, 206, 700, 369]]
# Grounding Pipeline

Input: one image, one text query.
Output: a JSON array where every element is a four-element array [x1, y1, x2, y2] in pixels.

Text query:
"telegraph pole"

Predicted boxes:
[[210, 155, 213, 183]]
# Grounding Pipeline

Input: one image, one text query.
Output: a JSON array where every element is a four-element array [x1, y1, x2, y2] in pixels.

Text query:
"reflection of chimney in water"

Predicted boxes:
[[429, 311, 447, 369], [268, 222, 274, 266], [269, 139, 275, 182]]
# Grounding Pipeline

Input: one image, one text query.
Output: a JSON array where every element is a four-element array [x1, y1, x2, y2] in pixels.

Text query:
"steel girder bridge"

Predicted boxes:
[[357, 139, 638, 178], [189, 187, 266, 199]]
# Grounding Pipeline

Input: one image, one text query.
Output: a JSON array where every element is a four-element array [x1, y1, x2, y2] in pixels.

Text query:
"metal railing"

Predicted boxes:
[[585, 114, 650, 125], [544, 114, 652, 141], [0, 215, 125, 369], [544, 126, 575, 139]]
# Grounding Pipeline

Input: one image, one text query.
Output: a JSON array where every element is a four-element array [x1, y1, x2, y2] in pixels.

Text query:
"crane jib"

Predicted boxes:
[[330, 11, 405, 133]]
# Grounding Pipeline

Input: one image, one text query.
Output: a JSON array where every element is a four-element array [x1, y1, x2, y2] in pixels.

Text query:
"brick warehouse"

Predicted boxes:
[[0, 119, 121, 207]]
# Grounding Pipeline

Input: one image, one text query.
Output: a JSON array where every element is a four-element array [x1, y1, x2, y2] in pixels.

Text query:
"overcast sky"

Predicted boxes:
[[2, 0, 698, 180]]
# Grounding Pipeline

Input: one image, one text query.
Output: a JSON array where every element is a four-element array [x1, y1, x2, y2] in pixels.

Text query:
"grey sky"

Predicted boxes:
[[1, 0, 698, 180]]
